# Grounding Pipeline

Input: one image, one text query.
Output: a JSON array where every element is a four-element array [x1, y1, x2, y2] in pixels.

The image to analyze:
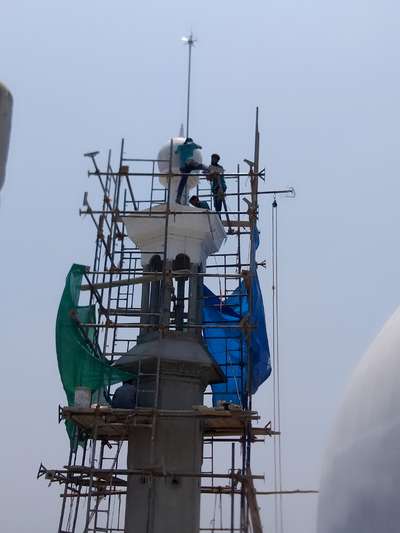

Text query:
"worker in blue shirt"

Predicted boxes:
[[189, 195, 210, 210], [111, 380, 137, 409], [175, 138, 207, 204]]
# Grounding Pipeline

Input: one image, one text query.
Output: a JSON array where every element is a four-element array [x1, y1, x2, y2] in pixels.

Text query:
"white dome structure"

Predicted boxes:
[[317, 306, 400, 533], [157, 136, 203, 202]]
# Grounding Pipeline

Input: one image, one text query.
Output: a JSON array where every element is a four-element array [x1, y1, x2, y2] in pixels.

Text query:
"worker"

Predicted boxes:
[[175, 138, 207, 204], [111, 379, 137, 409], [189, 195, 210, 210], [206, 153, 226, 214]]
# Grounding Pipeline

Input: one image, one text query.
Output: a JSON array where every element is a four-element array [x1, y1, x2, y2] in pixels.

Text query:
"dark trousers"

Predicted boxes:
[[213, 194, 223, 213], [176, 161, 205, 203]]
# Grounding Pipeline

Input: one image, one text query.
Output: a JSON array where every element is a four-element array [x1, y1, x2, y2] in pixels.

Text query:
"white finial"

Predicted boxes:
[[181, 33, 196, 46]]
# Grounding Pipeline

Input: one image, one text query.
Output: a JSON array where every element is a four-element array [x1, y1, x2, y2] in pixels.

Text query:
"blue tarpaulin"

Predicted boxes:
[[202, 273, 271, 406]]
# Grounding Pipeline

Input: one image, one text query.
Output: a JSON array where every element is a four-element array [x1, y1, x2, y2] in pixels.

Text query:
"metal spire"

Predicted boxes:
[[181, 33, 196, 138]]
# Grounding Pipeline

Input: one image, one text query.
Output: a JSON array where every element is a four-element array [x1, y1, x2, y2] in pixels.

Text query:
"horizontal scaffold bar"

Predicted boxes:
[[199, 487, 319, 496], [86, 261, 263, 276], [89, 171, 264, 179], [80, 209, 252, 217], [64, 465, 265, 481], [80, 270, 247, 291], [78, 322, 253, 330], [59, 487, 318, 498]]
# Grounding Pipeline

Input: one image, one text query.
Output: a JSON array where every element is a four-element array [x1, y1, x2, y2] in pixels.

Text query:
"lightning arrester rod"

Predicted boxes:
[[182, 33, 196, 137]]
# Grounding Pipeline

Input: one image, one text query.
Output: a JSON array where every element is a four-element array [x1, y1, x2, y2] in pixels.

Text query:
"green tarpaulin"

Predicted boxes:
[[56, 264, 132, 441]]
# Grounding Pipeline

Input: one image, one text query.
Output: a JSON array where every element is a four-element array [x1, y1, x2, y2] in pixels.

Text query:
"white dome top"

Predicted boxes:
[[157, 137, 203, 194], [317, 306, 400, 533]]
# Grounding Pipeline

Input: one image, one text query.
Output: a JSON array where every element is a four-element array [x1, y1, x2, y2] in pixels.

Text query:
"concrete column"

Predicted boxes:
[[160, 260, 173, 327], [149, 278, 161, 327], [125, 367, 205, 533], [188, 263, 201, 337], [175, 278, 185, 330], [140, 265, 151, 330]]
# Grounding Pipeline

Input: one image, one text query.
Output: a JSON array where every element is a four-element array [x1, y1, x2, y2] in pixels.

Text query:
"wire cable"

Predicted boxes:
[[271, 197, 278, 532], [272, 196, 284, 533]]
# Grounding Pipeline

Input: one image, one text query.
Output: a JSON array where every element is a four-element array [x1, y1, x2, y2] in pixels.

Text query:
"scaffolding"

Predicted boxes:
[[38, 111, 301, 533]]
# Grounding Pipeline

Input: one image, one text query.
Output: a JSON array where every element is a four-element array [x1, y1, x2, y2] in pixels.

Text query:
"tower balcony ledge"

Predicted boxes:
[[114, 334, 225, 385], [60, 404, 275, 441]]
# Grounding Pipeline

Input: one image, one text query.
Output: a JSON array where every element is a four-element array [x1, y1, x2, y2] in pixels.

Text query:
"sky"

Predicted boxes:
[[1, 1, 400, 532]]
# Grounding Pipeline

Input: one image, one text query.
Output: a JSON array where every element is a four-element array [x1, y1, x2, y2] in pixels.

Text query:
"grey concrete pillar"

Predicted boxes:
[[115, 336, 224, 533], [140, 265, 151, 330], [188, 263, 201, 337], [160, 260, 173, 326], [125, 368, 204, 533]]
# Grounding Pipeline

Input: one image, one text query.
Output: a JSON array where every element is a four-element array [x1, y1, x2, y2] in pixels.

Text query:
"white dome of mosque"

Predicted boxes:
[[157, 136, 203, 192], [317, 306, 400, 533]]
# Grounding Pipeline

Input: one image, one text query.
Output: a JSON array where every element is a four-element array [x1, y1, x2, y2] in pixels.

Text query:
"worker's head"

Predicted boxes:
[[184, 137, 193, 144], [211, 153, 220, 164], [189, 195, 200, 207]]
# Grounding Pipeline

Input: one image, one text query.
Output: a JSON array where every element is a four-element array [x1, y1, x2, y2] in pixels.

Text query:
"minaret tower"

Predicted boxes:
[[40, 113, 287, 533], [116, 137, 226, 533]]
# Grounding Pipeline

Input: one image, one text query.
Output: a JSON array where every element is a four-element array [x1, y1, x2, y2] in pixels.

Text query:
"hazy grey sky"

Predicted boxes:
[[1, 1, 400, 532]]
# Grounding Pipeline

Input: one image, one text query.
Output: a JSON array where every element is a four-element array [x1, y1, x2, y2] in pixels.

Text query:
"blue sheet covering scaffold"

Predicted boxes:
[[202, 246, 271, 406]]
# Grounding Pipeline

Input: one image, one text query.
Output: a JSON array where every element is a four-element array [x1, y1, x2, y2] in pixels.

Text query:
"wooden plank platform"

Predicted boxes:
[[61, 406, 274, 441]]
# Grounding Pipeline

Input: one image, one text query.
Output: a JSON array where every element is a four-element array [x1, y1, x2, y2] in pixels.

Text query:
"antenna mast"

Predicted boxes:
[[182, 33, 196, 137]]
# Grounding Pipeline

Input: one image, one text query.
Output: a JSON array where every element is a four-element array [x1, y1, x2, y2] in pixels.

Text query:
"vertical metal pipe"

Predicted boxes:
[[160, 140, 173, 331], [71, 441, 88, 533], [186, 36, 193, 137], [84, 428, 98, 532], [57, 434, 76, 533], [230, 443, 235, 533]]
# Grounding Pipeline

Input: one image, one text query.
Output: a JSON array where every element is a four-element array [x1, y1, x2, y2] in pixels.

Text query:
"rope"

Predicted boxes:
[[272, 196, 284, 533]]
